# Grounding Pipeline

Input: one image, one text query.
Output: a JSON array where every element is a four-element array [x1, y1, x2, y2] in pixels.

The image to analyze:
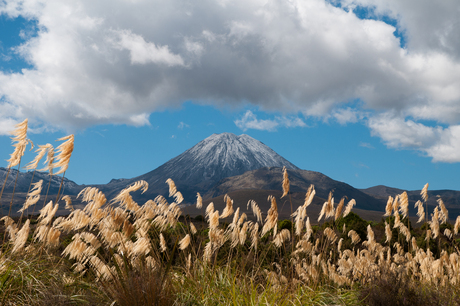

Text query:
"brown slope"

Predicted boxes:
[[203, 167, 386, 211]]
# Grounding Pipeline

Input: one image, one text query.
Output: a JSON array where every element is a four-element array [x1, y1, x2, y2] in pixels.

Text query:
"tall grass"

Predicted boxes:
[[1, 122, 460, 305]]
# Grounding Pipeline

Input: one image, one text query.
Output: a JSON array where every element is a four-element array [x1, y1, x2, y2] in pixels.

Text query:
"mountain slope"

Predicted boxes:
[[96, 133, 299, 201], [0, 167, 81, 195], [204, 167, 386, 211]]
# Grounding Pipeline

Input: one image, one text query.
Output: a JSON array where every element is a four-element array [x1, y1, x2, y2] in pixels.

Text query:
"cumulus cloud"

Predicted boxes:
[[368, 114, 460, 162], [234, 110, 306, 131], [114, 30, 185, 66], [234, 111, 280, 131], [332, 107, 365, 125], [0, 0, 459, 161]]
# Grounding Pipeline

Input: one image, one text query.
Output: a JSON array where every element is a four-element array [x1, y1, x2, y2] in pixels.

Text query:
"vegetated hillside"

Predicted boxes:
[[362, 185, 460, 219], [92, 132, 299, 202], [204, 167, 386, 212]]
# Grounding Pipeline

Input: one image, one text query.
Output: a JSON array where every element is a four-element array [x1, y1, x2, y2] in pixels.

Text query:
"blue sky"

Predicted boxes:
[[1, 0, 460, 191]]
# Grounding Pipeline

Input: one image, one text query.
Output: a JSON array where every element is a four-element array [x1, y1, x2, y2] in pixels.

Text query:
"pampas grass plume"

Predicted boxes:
[[7, 119, 29, 168], [384, 196, 393, 217], [281, 166, 290, 198], [421, 183, 429, 202], [304, 184, 315, 207], [415, 200, 424, 223], [335, 197, 345, 221], [343, 199, 356, 217], [220, 194, 234, 218], [53, 134, 74, 175], [179, 234, 191, 250], [196, 192, 202, 209], [11, 219, 30, 254], [24, 144, 51, 170], [190, 222, 197, 235], [160, 233, 167, 252], [166, 178, 177, 197]]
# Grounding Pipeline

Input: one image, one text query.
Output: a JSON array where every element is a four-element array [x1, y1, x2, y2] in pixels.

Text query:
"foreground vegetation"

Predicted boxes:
[[1, 119, 460, 305]]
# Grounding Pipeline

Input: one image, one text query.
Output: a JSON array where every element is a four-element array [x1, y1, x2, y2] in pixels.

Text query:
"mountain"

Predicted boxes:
[[96, 133, 299, 202], [0, 167, 81, 195], [362, 185, 460, 218], [0, 167, 83, 216], [2, 132, 460, 220], [202, 167, 386, 211]]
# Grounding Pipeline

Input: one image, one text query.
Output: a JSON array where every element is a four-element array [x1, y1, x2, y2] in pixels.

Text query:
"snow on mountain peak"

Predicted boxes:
[[158, 133, 299, 186]]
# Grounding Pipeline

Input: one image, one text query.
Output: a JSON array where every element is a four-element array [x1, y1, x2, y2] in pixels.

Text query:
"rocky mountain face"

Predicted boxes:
[[96, 133, 300, 202]]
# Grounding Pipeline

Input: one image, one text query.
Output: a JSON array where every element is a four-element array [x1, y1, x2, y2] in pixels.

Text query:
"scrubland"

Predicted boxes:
[[1, 119, 460, 305]]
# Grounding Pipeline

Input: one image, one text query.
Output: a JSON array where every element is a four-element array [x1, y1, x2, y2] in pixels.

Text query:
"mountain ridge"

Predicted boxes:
[[1, 133, 460, 218]]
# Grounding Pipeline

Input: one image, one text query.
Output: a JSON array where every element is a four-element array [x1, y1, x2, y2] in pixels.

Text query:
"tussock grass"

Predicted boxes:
[[1, 120, 460, 305]]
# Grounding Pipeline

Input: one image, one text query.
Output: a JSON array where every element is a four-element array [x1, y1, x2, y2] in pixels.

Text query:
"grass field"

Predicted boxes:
[[1, 120, 460, 305]]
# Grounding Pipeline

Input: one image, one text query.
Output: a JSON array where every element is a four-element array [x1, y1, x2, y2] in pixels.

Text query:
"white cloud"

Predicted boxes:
[[359, 142, 375, 149], [178, 122, 190, 129], [368, 114, 460, 162], [0, 0, 458, 161], [332, 107, 365, 125], [234, 110, 306, 131], [114, 30, 185, 66], [235, 111, 279, 131]]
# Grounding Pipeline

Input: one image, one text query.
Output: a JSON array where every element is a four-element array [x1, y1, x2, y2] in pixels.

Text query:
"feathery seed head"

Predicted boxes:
[[343, 199, 356, 217], [205, 202, 214, 219], [174, 191, 184, 204], [324, 227, 337, 244], [7, 119, 29, 168], [304, 185, 315, 207], [61, 195, 73, 211], [281, 166, 290, 198], [399, 191, 409, 219], [38, 145, 55, 175], [421, 183, 429, 202], [190, 222, 197, 234], [11, 219, 30, 254], [348, 230, 361, 244], [24, 144, 51, 170], [196, 192, 202, 209], [385, 221, 392, 244], [335, 197, 345, 221], [325, 191, 335, 219], [159, 233, 167, 252], [318, 201, 327, 222], [248, 200, 263, 223], [384, 196, 393, 217], [220, 194, 234, 219], [437, 197, 448, 224], [53, 134, 74, 175], [444, 228, 453, 240], [454, 216, 460, 235], [19, 180, 43, 213], [415, 200, 425, 223], [179, 234, 191, 250], [166, 178, 177, 197]]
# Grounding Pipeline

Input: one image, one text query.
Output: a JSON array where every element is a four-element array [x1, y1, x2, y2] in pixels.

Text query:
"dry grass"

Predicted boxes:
[[1, 123, 460, 305]]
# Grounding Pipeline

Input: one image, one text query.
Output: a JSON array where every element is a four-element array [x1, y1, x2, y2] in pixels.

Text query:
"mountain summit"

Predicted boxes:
[[99, 132, 299, 201], [160, 133, 299, 183]]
